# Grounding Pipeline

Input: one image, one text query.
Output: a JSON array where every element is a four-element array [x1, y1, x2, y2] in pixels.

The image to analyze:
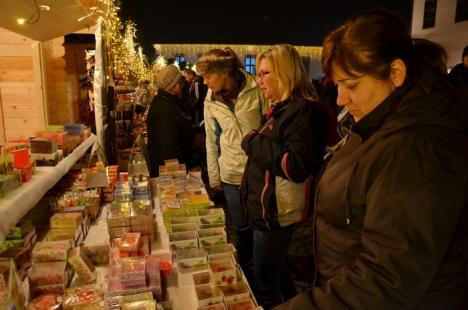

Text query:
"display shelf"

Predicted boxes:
[[0, 134, 97, 242]]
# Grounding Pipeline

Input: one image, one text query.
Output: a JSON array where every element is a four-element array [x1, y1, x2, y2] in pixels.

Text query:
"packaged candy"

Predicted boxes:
[[28, 261, 70, 286], [195, 284, 223, 307], [220, 280, 250, 302], [62, 284, 103, 309], [225, 298, 256, 310], [30, 283, 66, 297], [197, 228, 227, 248], [50, 213, 82, 229], [32, 240, 71, 262], [82, 244, 109, 265], [121, 300, 156, 310], [27, 293, 62, 310], [68, 246, 96, 283], [209, 258, 237, 286], [176, 248, 208, 273]]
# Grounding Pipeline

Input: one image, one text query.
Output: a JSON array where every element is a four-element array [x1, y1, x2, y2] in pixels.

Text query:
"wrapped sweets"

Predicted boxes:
[[28, 261, 70, 286], [0, 174, 20, 198], [145, 256, 161, 288], [164, 159, 179, 171], [50, 212, 82, 229], [193, 270, 214, 286], [82, 244, 109, 265], [119, 258, 146, 283], [29, 138, 58, 154], [68, 246, 96, 283], [198, 304, 227, 310], [225, 298, 257, 310], [209, 258, 237, 286], [122, 300, 156, 310], [107, 203, 131, 227], [176, 248, 208, 273], [106, 292, 154, 309], [32, 240, 71, 262], [169, 231, 197, 253], [45, 228, 80, 245], [195, 284, 223, 307], [62, 284, 103, 310], [130, 202, 152, 227], [120, 233, 141, 256], [220, 280, 250, 302], [197, 228, 227, 248], [27, 293, 62, 310], [205, 244, 236, 260]]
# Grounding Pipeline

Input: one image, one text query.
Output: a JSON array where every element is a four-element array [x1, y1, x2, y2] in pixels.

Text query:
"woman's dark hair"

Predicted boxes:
[[322, 10, 414, 81], [196, 47, 243, 76], [413, 38, 448, 74]]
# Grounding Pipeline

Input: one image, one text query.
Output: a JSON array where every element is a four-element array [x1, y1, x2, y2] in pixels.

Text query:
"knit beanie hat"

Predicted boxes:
[[463, 46, 468, 60], [157, 64, 181, 91]]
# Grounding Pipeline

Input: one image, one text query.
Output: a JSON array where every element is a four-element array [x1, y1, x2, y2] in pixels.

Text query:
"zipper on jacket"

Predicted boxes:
[[312, 177, 320, 286], [260, 170, 271, 230]]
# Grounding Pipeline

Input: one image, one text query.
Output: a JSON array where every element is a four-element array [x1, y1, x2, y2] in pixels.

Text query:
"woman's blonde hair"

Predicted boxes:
[[257, 44, 317, 103]]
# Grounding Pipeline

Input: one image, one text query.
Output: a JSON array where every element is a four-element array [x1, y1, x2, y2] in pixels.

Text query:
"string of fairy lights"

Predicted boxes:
[[97, 0, 165, 89]]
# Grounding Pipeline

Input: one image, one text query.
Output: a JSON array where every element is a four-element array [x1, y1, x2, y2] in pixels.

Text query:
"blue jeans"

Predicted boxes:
[[252, 225, 297, 309], [222, 183, 254, 283]]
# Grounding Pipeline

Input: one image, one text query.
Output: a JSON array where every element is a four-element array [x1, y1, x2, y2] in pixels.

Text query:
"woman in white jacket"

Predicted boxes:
[[196, 48, 267, 283]]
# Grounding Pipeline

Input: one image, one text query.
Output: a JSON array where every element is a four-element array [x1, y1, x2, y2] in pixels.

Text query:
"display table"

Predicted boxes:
[[0, 134, 97, 242], [82, 178, 259, 309], [83, 180, 199, 309]]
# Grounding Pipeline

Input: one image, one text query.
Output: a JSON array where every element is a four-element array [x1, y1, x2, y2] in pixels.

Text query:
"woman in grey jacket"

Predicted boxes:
[[196, 48, 267, 282]]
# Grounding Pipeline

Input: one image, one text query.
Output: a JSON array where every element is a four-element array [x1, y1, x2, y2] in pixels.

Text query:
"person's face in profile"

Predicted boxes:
[[256, 58, 280, 101], [203, 72, 229, 93], [333, 66, 396, 122]]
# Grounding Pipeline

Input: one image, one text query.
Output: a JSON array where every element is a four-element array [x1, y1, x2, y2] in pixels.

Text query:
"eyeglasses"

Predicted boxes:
[[256, 71, 270, 80]]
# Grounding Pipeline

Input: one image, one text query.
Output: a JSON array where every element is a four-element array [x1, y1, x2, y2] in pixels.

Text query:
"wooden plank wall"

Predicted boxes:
[[0, 28, 43, 143], [42, 37, 73, 125]]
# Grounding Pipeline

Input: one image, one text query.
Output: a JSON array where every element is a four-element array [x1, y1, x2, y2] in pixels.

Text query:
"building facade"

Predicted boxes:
[[412, 0, 468, 68], [153, 44, 323, 79]]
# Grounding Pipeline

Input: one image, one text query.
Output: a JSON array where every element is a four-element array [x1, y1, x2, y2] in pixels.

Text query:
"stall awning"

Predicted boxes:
[[0, 0, 101, 41]]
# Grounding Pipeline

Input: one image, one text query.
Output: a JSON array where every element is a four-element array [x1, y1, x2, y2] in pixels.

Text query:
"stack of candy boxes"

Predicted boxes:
[[156, 159, 259, 310]]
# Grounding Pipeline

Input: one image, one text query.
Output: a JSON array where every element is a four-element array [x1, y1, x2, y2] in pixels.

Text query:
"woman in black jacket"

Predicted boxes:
[[240, 44, 329, 309], [276, 10, 468, 310]]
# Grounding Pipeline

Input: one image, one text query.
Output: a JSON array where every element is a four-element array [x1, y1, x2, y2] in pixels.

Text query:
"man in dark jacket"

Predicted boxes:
[[147, 65, 195, 177], [182, 68, 207, 126]]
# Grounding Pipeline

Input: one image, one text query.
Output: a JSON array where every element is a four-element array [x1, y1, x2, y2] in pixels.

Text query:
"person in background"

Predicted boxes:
[[196, 47, 267, 283], [134, 79, 151, 115], [275, 10, 468, 309], [183, 68, 207, 126], [413, 38, 448, 75], [449, 45, 468, 84], [146, 64, 195, 177], [240, 44, 330, 309]]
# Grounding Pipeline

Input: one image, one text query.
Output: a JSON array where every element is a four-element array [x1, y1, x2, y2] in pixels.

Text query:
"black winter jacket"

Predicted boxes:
[[146, 90, 194, 177], [276, 68, 468, 309], [240, 99, 328, 230]]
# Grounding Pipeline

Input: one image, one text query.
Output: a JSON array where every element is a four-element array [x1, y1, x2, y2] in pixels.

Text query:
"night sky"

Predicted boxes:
[[118, 0, 413, 60]]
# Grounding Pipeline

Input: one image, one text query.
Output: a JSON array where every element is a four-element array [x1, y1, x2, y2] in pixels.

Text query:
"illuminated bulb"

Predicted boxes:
[[38, 4, 50, 11], [17, 18, 26, 25]]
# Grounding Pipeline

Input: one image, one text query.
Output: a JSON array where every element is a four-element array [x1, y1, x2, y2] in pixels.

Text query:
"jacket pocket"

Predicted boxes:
[[275, 175, 309, 227]]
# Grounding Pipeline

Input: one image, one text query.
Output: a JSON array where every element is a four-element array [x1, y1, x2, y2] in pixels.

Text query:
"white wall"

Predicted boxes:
[[412, 0, 468, 67]]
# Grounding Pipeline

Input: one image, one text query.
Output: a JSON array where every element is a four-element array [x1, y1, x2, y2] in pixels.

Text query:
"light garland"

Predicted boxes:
[[97, 0, 158, 89]]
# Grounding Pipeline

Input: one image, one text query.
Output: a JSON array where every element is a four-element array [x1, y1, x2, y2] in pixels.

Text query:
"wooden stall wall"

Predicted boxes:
[[42, 37, 74, 125], [0, 27, 46, 144]]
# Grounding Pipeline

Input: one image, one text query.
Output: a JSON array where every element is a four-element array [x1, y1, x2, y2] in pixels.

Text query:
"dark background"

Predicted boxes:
[[118, 0, 413, 61]]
